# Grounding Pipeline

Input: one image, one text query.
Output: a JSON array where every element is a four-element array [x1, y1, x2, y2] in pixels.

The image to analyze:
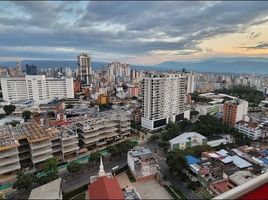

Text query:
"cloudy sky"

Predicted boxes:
[[0, 1, 268, 65]]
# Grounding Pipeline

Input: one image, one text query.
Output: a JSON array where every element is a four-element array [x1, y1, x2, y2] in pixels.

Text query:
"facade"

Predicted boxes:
[[141, 73, 190, 131], [195, 104, 223, 116], [1, 75, 74, 101], [186, 71, 195, 93], [235, 121, 261, 140], [169, 132, 207, 150], [222, 99, 248, 127], [127, 147, 158, 181], [26, 64, 38, 75], [0, 123, 79, 175], [128, 85, 139, 98], [97, 94, 109, 105], [73, 110, 131, 150], [77, 53, 92, 85], [107, 61, 131, 83]]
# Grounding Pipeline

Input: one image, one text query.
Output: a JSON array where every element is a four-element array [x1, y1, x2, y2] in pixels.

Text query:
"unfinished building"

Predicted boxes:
[[73, 110, 131, 150]]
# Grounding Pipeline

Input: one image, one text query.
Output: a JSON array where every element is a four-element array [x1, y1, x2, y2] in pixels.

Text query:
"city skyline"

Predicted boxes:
[[0, 1, 268, 65]]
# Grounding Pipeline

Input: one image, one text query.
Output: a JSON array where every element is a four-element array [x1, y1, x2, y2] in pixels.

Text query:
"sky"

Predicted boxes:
[[0, 1, 268, 65]]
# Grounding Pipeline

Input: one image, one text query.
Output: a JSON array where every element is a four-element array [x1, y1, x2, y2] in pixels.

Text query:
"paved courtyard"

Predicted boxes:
[[133, 180, 172, 199]]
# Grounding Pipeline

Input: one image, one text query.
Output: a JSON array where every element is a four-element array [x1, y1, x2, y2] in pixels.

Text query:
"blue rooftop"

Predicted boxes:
[[186, 155, 200, 165]]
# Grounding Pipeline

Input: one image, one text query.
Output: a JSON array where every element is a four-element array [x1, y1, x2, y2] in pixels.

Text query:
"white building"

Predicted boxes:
[[127, 146, 158, 181], [107, 61, 131, 83], [141, 73, 190, 131], [77, 53, 92, 85], [1, 75, 74, 101], [186, 71, 195, 93], [169, 132, 207, 150], [195, 104, 223, 116], [235, 121, 261, 140]]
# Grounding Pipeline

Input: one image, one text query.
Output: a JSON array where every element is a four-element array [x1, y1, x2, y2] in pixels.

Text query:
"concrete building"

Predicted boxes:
[[235, 121, 261, 140], [73, 109, 131, 150], [127, 147, 158, 181], [26, 64, 38, 75], [128, 85, 139, 98], [169, 132, 207, 150], [29, 178, 62, 200], [195, 104, 224, 116], [0, 123, 79, 176], [107, 61, 131, 83], [186, 71, 195, 93], [141, 73, 190, 131], [97, 94, 109, 105], [1, 75, 74, 101], [222, 99, 248, 127], [77, 53, 92, 85]]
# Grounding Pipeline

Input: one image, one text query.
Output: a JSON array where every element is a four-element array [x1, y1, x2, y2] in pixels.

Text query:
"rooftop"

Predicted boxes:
[[169, 132, 206, 144], [29, 178, 62, 200]]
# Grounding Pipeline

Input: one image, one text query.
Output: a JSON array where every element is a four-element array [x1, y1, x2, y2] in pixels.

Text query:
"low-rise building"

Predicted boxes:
[[169, 132, 207, 150], [29, 178, 62, 200], [235, 121, 261, 140], [127, 147, 158, 181]]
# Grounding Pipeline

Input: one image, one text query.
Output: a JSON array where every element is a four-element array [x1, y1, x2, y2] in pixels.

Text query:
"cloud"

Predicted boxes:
[[0, 1, 268, 63], [240, 42, 268, 50]]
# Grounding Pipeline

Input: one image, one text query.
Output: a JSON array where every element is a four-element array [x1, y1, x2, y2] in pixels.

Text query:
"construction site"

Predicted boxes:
[[0, 109, 132, 179]]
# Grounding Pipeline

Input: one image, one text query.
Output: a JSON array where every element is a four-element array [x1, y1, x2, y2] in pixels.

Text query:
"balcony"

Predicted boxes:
[[62, 139, 78, 146], [32, 153, 52, 163], [63, 145, 79, 154], [0, 156, 20, 167], [0, 163, 20, 174], [0, 149, 18, 159], [31, 141, 51, 150], [31, 148, 52, 157]]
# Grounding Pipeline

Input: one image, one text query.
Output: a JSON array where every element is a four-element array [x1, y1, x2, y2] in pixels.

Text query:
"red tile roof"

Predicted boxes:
[[88, 176, 124, 200]]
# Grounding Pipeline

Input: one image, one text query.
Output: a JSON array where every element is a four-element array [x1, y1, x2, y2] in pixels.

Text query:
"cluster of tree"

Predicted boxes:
[[166, 149, 187, 174], [191, 115, 227, 137], [161, 120, 192, 141], [98, 103, 113, 111], [107, 140, 137, 157], [214, 85, 265, 106], [190, 92, 213, 103], [13, 158, 59, 191], [3, 105, 16, 115], [67, 161, 83, 175], [22, 110, 32, 122]]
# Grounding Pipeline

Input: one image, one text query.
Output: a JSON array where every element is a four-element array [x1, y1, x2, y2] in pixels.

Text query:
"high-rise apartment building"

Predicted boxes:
[[77, 53, 92, 85], [107, 61, 131, 83], [222, 99, 249, 127], [26, 64, 38, 75], [141, 73, 190, 131], [186, 71, 195, 93], [1, 75, 74, 101]]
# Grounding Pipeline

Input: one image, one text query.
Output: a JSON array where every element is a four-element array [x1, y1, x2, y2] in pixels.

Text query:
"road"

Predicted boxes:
[[141, 142, 202, 199], [62, 156, 127, 192]]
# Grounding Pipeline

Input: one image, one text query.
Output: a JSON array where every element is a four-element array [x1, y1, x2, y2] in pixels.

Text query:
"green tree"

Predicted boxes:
[[67, 161, 83, 175], [166, 150, 187, 174], [107, 145, 119, 156], [3, 105, 16, 115], [43, 158, 59, 181], [22, 110, 32, 122], [149, 134, 159, 143], [8, 120, 20, 127], [90, 150, 101, 163], [13, 171, 38, 191]]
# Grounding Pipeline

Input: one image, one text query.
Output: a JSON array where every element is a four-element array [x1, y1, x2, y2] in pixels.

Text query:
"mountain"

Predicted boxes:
[[1, 57, 268, 74], [0, 60, 108, 70], [152, 60, 268, 74]]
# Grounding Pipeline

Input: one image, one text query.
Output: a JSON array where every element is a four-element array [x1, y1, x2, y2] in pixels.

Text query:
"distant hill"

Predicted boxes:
[[152, 60, 268, 74], [0, 60, 108, 70], [1, 57, 268, 74]]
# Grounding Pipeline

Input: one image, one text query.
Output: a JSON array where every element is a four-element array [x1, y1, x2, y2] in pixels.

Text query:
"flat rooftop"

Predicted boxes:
[[29, 178, 62, 200]]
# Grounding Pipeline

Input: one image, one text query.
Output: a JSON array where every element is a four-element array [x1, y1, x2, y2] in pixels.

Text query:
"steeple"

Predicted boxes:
[[98, 156, 106, 177]]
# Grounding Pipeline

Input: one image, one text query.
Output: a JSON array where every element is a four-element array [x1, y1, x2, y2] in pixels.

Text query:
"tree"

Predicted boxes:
[[22, 110, 32, 122], [90, 150, 101, 163], [166, 150, 187, 174], [107, 145, 119, 156], [3, 105, 16, 115], [149, 134, 159, 143], [67, 161, 83, 175], [42, 158, 59, 181], [13, 171, 38, 191], [8, 120, 20, 127]]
